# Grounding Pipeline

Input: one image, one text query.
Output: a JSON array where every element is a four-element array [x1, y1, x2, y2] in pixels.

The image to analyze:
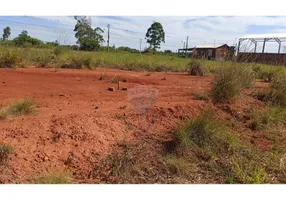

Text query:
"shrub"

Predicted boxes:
[[210, 65, 254, 103], [0, 48, 24, 68], [0, 144, 14, 165], [188, 60, 205, 76], [53, 46, 67, 56]]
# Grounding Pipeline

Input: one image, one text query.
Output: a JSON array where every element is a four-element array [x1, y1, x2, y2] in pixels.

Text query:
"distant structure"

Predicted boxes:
[[237, 34, 286, 65], [178, 44, 234, 60]]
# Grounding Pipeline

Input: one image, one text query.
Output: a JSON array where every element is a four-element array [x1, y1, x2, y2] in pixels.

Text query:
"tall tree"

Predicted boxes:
[[145, 22, 165, 54], [73, 16, 104, 51], [2, 26, 11, 41]]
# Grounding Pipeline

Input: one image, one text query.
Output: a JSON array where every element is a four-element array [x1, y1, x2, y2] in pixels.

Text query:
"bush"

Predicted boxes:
[[0, 48, 25, 68], [53, 46, 67, 56], [188, 60, 205, 76], [210, 65, 254, 103]]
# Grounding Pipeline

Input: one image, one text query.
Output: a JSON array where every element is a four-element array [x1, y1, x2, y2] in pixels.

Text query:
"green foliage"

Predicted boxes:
[[74, 16, 104, 51], [210, 65, 254, 103], [250, 107, 286, 130], [174, 110, 239, 153], [228, 157, 268, 184], [2, 26, 11, 41], [145, 22, 165, 54], [13, 30, 44, 46], [0, 144, 14, 165], [0, 48, 25, 68], [78, 37, 100, 51]]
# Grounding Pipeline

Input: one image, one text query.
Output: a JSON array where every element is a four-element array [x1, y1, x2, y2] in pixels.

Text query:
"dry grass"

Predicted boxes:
[[33, 171, 72, 184], [0, 144, 14, 166], [0, 98, 36, 119]]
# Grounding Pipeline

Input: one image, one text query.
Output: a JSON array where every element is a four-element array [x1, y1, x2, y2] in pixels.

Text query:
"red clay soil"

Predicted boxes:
[[0, 67, 265, 183]]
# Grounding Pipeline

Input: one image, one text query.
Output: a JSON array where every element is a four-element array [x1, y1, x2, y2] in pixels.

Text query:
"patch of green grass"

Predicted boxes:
[[0, 98, 36, 119], [0, 144, 14, 165], [163, 109, 270, 183], [33, 171, 72, 184], [250, 107, 286, 130], [227, 156, 268, 184]]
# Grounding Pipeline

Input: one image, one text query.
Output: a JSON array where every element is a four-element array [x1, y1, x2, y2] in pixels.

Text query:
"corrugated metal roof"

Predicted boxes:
[[194, 44, 226, 49], [240, 33, 286, 39]]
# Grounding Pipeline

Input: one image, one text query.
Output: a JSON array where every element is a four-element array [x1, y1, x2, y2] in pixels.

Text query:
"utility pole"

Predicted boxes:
[[185, 36, 189, 59], [107, 24, 110, 53], [140, 38, 142, 54]]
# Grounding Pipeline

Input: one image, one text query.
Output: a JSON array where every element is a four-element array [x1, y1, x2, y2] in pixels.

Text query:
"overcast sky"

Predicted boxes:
[[0, 16, 286, 53]]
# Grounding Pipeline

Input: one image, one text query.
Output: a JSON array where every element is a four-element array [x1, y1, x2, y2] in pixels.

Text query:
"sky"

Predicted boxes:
[[1, 16, 286, 53]]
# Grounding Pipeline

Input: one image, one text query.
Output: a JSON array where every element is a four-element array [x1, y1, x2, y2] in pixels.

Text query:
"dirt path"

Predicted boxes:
[[0, 67, 213, 183]]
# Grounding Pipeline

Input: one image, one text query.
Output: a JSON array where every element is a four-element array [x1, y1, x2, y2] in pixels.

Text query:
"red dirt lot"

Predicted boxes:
[[0, 67, 264, 183]]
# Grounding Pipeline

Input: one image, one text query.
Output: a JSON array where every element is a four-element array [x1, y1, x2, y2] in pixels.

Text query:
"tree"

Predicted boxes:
[[2, 26, 11, 41], [74, 16, 104, 51], [13, 30, 43, 46], [145, 22, 165, 54], [94, 27, 105, 44]]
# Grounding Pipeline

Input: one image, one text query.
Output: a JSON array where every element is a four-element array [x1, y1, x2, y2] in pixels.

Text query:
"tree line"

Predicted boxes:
[[0, 16, 173, 54]]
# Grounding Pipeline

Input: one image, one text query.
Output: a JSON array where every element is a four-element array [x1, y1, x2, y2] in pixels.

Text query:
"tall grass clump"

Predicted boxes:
[[268, 75, 286, 107], [0, 98, 36, 119], [250, 107, 286, 130], [0, 48, 25, 68], [163, 110, 269, 183], [210, 65, 254, 103], [187, 59, 207, 76]]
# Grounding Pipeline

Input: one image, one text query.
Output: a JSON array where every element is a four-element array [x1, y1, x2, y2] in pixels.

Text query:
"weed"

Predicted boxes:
[[210, 65, 254, 103], [33, 171, 72, 184], [145, 73, 151, 76], [268, 75, 286, 107], [0, 144, 14, 165], [193, 92, 209, 101], [188, 60, 206, 76], [250, 107, 286, 130], [0, 98, 36, 119], [228, 156, 268, 184]]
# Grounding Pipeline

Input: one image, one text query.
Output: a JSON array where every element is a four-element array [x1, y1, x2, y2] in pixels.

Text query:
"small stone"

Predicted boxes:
[[2, 81, 5, 84], [121, 87, 127, 91], [43, 156, 49, 161], [107, 87, 115, 91], [95, 106, 99, 109], [122, 79, 127, 82], [119, 106, 126, 109], [59, 93, 66, 97], [161, 77, 166, 80]]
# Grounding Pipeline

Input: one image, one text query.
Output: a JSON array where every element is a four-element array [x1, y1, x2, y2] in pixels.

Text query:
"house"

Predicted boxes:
[[191, 44, 234, 60]]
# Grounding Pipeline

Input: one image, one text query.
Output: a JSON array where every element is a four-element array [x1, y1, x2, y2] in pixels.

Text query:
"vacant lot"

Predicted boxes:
[[1, 65, 286, 184]]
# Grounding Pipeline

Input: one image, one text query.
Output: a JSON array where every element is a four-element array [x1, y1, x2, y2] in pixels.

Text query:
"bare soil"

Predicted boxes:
[[0, 67, 266, 183]]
